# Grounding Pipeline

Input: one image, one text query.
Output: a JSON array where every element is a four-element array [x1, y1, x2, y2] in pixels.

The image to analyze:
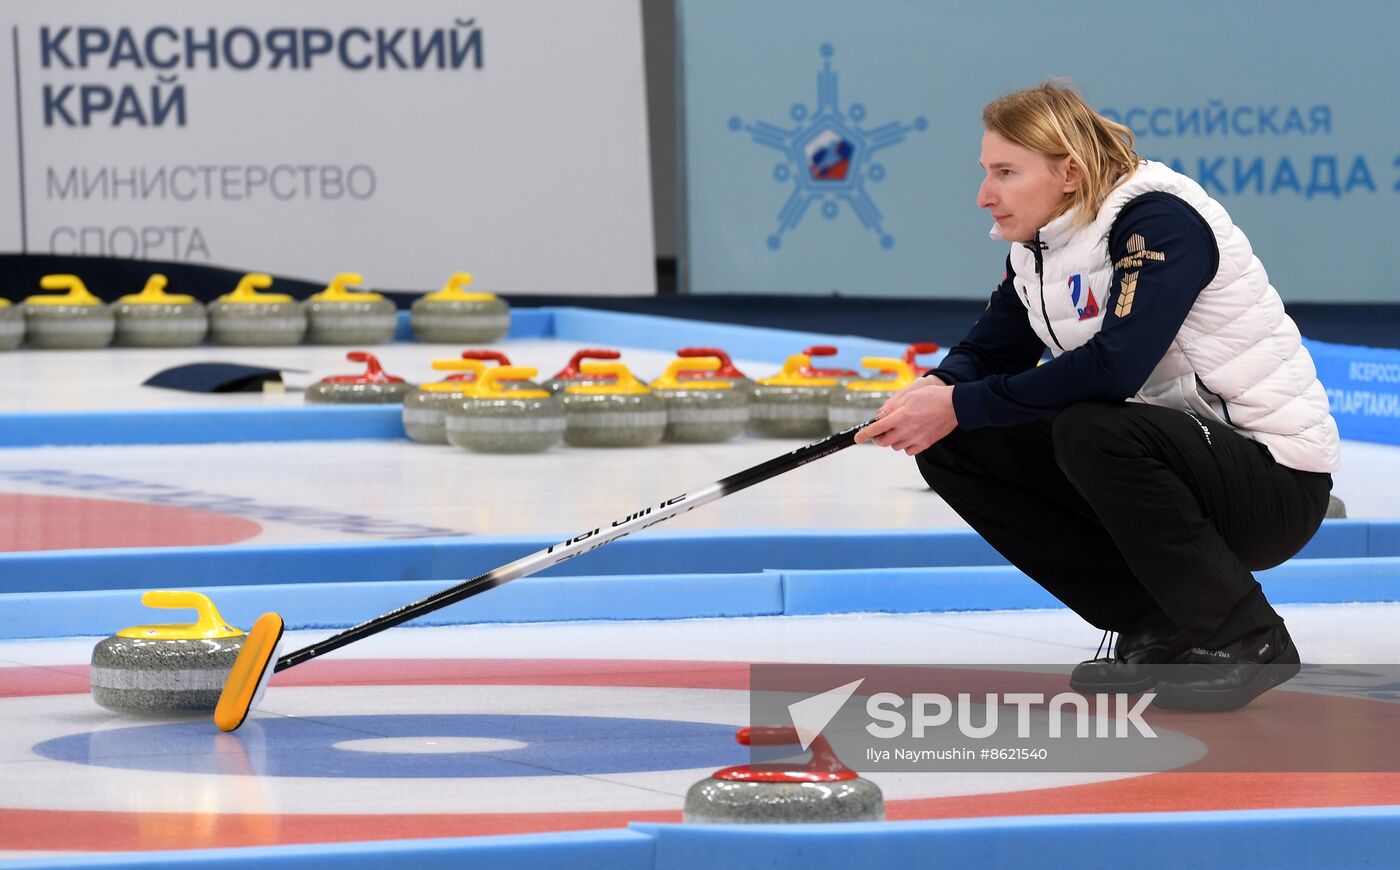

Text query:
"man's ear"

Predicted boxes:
[[1061, 157, 1081, 194]]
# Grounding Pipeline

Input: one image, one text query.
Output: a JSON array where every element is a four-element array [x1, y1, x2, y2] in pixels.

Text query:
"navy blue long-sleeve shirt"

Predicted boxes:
[[928, 192, 1220, 429]]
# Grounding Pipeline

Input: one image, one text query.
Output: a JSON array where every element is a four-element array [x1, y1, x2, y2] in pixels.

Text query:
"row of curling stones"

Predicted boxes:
[[90, 591, 244, 715], [210, 271, 403, 346], [1, 270, 509, 350], [827, 357, 918, 432], [685, 727, 884, 823]]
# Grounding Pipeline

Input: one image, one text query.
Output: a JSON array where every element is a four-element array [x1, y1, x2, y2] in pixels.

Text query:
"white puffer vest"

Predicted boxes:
[[995, 161, 1340, 473]]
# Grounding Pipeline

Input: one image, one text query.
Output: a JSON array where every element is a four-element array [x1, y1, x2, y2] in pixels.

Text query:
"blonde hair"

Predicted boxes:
[[983, 81, 1139, 226]]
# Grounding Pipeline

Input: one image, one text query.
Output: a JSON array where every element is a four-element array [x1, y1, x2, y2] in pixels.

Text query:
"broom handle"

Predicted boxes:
[[274, 421, 870, 672]]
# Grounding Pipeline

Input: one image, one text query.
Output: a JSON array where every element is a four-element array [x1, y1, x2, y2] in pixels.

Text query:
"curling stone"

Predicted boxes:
[[829, 357, 916, 433], [543, 348, 622, 394], [0, 299, 24, 351], [410, 272, 510, 343], [650, 357, 749, 443], [684, 727, 884, 824], [111, 274, 208, 347], [561, 361, 668, 447], [305, 351, 415, 404], [903, 341, 942, 376], [22, 274, 115, 349], [1326, 495, 1347, 519], [303, 272, 398, 345], [675, 346, 756, 395], [749, 354, 839, 438], [799, 345, 860, 385], [401, 357, 487, 444], [90, 590, 244, 715], [445, 366, 565, 453], [208, 273, 307, 346]]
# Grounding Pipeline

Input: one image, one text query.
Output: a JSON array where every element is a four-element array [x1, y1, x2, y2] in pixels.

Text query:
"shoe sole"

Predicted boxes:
[[1151, 647, 1301, 713], [1068, 672, 1160, 695]]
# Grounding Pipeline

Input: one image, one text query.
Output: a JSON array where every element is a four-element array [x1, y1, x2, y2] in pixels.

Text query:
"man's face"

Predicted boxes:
[[977, 129, 1077, 243]]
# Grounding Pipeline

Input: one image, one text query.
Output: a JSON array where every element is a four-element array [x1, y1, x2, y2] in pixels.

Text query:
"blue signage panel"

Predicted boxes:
[[679, 0, 1400, 303]]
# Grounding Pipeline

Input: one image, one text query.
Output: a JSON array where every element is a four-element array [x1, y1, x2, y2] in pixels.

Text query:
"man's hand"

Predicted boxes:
[[853, 381, 958, 454]]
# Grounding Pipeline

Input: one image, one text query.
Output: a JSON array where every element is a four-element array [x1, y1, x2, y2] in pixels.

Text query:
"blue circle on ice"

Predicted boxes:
[[34, 714, 745, 778]]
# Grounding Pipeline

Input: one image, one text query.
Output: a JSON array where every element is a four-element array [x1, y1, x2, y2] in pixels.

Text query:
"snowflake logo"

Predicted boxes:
[[728, 43, 927, 251]]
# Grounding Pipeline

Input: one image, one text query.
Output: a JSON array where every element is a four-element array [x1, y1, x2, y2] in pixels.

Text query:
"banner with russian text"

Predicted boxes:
[[0, 0, 655, 294], [679, 0, 1400, 302]]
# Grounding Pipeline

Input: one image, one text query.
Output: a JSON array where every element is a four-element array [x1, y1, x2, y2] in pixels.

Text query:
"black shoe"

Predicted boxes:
[[1152, 623, 1300, 712], [1069, 625, 1193, 694]]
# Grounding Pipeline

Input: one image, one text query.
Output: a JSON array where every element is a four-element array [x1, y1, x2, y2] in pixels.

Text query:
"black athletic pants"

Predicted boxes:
[[915, 402, 1332, 647]]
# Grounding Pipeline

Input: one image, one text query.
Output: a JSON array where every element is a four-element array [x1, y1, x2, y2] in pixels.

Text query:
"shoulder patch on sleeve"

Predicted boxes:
[[1114, 233, 1167, 270]]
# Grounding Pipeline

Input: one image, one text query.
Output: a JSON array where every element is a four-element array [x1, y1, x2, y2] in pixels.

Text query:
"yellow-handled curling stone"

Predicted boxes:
[[444, 366, 565, 453], [684, 727, 884, 823], [91, 591, 245, 715], [401, 357, 487, 444], [111, 274, 208, 347], [303, 272, 398, 345], [305, 351, 415, 404], [749, 353, 839, 438], [208, 273, 307, 346], [23, 274, 115, 349], [0, 298, 24, 351], [410, 272, 510, 343], [561, 361, 668, 447], [828, 357, 916, 433], [650, 357, 749, 443]]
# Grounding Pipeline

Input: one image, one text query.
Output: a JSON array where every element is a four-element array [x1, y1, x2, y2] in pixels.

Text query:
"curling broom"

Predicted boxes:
[[214, 421, 871, 731]]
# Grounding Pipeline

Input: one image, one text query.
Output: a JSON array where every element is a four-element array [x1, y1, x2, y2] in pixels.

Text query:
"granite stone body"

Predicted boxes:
[[0, 303, 25, 350], [23, 303, 115, 349], [304, 298, 398, 345], [410, 297, 510, 343], [445, 395, 566, 453], [305, 381, 416, 404], [749, 385, 836, 438], [90, 635, 244, 715], [828, 388, 894, 433], [683, 777, 885, 824], [653, 385, 748, 443], [403, 385, 476, 444], [208, 301, 307, 345], [112, 302, 209, 347], [561, 391, 667, 447]]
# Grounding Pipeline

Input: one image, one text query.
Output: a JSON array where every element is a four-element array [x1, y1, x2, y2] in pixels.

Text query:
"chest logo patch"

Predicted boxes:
[[1067, 274, 1100, 321]]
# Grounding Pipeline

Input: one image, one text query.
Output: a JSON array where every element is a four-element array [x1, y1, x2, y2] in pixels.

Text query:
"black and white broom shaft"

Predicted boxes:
[[275, 421, 869, 672]]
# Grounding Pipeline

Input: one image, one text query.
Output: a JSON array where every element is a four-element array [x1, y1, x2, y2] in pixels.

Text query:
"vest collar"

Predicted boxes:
[[986, 206, 1080, 250]]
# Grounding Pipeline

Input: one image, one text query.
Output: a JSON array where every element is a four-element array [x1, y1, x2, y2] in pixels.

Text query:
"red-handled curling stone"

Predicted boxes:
[[798, 345, 860, 384], [304, 352, 415, 404], [903, 342, 942, 376], [543, 348, 621, 393], [683, 726, 884, 823], [676, 346, 755, 394]]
